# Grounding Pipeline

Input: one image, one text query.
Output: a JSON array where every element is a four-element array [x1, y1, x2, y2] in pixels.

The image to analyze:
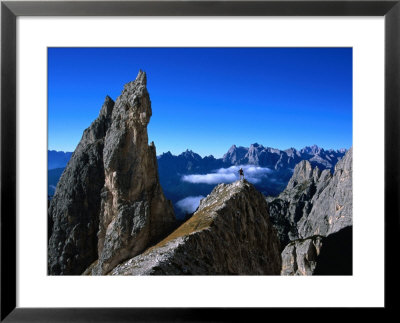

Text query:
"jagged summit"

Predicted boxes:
[[135, 69, 147, 85], [98, 95, 114, 120], [93, 71, 175, 275], [180, 149, 202, 160], [300, 145, 323, 155], [286, 160, 321, 190], [217, 143, 346, 170], [159, 151, 173, 157], [110, 179, 281, 275]]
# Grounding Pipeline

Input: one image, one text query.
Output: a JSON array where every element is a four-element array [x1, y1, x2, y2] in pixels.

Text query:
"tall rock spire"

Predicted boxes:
[[93, 71, 175, 275], [48, 71, 176, 275]]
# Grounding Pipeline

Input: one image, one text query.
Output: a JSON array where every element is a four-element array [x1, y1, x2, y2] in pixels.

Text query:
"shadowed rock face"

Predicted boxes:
[[48, 96, 115, 275], [313, 226, 353, 275], [110, 180, 282, 275], [92, 71, 175, 275]]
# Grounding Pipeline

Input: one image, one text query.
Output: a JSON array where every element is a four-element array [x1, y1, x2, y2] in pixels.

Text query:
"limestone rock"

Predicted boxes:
[[297, 147, 353, 238], [268, 148, 352, 275], [281, 236, 323, 275], [92, 71, 175, 275], [266, 160, 332, 247], [281, 226, 352, 275], [110, 180, 281, 275], [48, 96, 115, 275]]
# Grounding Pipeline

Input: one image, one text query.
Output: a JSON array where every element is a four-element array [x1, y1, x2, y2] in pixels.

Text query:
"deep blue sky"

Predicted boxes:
[[48, 48, 352, 158]]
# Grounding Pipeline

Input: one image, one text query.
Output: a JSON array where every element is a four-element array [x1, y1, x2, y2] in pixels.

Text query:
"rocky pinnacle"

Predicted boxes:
[[49, 71, 176, 275], [92, 71, 176, 275]]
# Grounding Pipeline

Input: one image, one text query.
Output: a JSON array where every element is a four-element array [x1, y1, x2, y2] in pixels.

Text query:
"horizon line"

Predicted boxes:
[[49, 143, 350, 158]]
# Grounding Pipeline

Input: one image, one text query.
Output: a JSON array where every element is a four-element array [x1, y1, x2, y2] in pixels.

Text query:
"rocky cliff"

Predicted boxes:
[[266, 160, 332, 247], [109, 180, 281, 275], [266, 148, 352, 275], [48, 96, 115, 275], [297, 147, 353, 238], [48, 71, 175, 275], [281, 226, 353, 275]]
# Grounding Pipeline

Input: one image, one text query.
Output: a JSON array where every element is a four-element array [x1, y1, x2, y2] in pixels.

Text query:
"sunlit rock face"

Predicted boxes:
[[281, 236, 323, 275], [92, 71, 175, 275], [297, 147, 353, 238], [266, 160, 332, 248], [110, 180, 282, 275]]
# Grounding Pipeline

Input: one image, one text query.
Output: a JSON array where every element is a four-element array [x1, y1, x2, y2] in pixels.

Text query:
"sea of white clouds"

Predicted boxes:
[[176, 195, 205, 214], [181, 165, 272, 185], [176, 165, 274, 214]]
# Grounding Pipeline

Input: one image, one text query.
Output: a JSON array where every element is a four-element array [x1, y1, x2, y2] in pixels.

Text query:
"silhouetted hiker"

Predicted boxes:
[[239, 168, 244, 180]]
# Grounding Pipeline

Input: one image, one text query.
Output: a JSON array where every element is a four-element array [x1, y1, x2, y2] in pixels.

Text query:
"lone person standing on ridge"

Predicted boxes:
[[239, 167, 244, 180]]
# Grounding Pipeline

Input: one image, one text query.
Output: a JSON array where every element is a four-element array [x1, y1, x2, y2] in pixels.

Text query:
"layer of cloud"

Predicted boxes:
[[176, 195, 205, 214], [182, 165, 272, 185]]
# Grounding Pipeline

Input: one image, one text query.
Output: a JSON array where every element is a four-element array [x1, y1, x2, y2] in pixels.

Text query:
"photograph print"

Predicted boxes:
[[47, 48, 352, 276]]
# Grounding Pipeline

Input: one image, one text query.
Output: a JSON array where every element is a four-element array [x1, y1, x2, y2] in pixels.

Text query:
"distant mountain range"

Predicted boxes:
[[157, 144, 346, 218], [49, 144, 347, 219], [48, 150, 73, 170]]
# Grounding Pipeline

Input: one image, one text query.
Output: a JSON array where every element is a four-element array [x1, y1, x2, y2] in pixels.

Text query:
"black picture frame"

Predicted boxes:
[[1, 0, 399, 321]]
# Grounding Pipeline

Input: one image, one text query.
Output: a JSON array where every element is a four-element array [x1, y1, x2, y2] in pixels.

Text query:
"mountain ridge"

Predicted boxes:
[[50, 143, 347, 169], [108, 180, 281, 275], [156, 144, 347, 218], [49, 144, 348, 219]]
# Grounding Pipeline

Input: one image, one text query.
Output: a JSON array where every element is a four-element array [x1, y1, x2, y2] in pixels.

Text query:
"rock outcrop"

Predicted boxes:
[[110, 180, 281, 275], [92, 71, 175, 275], [266, 160, 332, 247], [281, 226, 353, 275], [281, 236, 323, 275], [267, 148, 352, 275], [297, 147, 353, 238], [48, 71, 175, 275], [48, 96, 115, 275]]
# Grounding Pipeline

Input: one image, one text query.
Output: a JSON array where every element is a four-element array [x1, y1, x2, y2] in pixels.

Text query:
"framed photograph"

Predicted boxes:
[[1, 0, 398, 321]]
